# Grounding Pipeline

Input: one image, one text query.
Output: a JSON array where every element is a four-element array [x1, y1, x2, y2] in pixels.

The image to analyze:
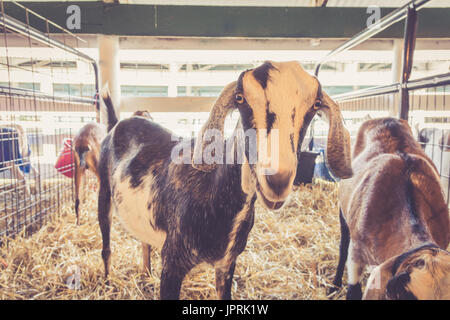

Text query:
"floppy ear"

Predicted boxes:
[[192, 81, 237, 172], [363, 256, 397, 300], [440, 270, 450, 299], [318, 91, 353, 179]]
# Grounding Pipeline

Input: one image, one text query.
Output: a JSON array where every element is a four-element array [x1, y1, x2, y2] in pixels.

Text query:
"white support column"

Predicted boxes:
[[392, 39, 403, 83], [98, 35, 121, 124], [186, 64, 192, 96], [168, 62, 178, 97], [392, 39, 403, 117]]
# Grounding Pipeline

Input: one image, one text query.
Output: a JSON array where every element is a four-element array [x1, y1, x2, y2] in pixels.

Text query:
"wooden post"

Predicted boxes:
[[98, 35, 121, 125]]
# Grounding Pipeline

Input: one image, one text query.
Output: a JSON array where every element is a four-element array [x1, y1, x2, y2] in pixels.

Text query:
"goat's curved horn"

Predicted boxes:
[[192, 81, 237, 172], [319, 91, 353, 179]]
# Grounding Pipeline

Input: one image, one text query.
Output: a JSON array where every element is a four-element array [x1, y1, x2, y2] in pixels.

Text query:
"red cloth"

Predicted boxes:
[[55, 139, 74, 178]]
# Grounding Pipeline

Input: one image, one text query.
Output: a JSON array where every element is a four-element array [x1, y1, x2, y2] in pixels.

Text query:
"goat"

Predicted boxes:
[[132, 110, 153, 120], [0, 123, 40, 197], [73, 111, 152, 224], [97, 61, 352, 300], [73, 123, 106, 225], [418, 127, 450, 202], [330, 117, 450, 300]]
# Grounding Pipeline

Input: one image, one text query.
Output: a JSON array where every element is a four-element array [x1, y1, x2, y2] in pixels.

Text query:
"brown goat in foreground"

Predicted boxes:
[[330, 117, 450, 300], [73, 111, 152, 225]]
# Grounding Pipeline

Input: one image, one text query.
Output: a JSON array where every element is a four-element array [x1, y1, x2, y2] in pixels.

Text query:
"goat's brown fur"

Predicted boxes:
[[334, 117, 450, 300]]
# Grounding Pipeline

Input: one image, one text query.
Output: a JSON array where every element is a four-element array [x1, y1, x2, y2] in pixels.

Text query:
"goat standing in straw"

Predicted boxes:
[[97, 61, 352, 299], [331, 118, 450, 300]]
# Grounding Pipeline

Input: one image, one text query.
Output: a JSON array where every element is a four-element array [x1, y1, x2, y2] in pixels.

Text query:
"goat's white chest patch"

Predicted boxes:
[[111, 169, 166, 250]]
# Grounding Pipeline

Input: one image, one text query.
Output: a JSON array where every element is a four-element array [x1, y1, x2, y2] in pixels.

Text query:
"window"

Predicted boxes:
[[53, 84, 95, 97], [0, 82, 40, 91], [358, 63, 392, 72], [43, 61, 77, 69], [324, 85, 372, 96], [179, 64, 254, 71], [121, 85, 168, 97], [177, 86, 224, 97], [120, 63, 169, 71]]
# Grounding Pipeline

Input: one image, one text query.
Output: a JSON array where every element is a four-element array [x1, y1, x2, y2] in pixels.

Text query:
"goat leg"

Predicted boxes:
[[74, 162, 84, 225], [215, 260, 236, 300], [142, 242, 152, 275], [346, 241, 364, 300], [329, 208, 350, 295], [160, 243, 192, 300], [98, 181, 112, 279]]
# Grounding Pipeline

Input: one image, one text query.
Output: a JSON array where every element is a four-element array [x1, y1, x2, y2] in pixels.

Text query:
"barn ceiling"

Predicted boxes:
[[7, 0, 450, 7], [2, 1, 450, 38]]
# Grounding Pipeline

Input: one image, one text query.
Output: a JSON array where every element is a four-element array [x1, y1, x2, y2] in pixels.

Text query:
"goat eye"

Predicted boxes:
[[414, 259, 425, 269], [235, 93, 245, 104], [313, 100, 322, 110]]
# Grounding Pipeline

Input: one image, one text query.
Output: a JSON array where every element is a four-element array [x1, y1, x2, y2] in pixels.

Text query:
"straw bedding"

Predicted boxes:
[[0, 176, 349, 300]]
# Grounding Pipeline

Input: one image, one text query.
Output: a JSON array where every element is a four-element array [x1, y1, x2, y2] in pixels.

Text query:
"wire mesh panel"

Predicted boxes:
[[0, 1, 98, 239], [409, 83, 450, 205], [338, 92, 399, 137]]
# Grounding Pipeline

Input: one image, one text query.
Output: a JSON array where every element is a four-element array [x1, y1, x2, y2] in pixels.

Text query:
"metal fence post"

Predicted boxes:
[[399, 5, 418, 120]]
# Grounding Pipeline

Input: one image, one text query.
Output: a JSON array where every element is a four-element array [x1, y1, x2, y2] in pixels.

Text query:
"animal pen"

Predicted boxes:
[[0, 0, 449, 300], [0, 2, 99, 240]]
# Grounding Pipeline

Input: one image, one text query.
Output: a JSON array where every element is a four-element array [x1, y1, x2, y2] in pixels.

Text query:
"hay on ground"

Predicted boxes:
[[0, 178, 349, 300]]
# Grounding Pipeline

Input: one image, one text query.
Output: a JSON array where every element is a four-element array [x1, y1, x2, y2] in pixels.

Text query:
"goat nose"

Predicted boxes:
[[265, 172, 292, 196]]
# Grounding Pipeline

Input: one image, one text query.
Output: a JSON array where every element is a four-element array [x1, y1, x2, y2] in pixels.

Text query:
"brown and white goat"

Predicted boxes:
[[330, 117, 450, 300], [97, 61, 352, 300], [73, 111, 151, 224]]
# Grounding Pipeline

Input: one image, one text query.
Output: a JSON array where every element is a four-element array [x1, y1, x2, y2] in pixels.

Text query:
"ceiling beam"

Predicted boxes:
[[3, 2, 450, 38]]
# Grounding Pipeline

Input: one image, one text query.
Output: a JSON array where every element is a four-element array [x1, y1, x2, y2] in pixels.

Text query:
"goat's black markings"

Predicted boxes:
[[390, 243, 439, 275], [297, 108, 317, 155], [330, 209, 350, 291], [103, 94, 119, 132], [289, 133, 295, 153], [266, 101, 276, 134], [229, 194, 257, 259], [238, 104, 255, 161], [252, 61, 276, 89], [75, 145, 90, 169], [291, 108, 296, 125], [386, 272, 418, 300], [346, 283, 362, 300]]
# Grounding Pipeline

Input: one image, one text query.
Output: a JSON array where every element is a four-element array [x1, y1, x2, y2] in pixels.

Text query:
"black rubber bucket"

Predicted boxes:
[[294, 151, 320, 185]]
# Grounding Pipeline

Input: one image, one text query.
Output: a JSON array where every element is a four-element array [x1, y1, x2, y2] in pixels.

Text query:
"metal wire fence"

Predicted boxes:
[[311, 0, 449, 206], [0, 1, 98, 239]]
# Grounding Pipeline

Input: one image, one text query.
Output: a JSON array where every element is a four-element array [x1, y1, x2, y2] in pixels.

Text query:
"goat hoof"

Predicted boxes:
[[327, 284, 341, 296], [346, 283, 362, 300]]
